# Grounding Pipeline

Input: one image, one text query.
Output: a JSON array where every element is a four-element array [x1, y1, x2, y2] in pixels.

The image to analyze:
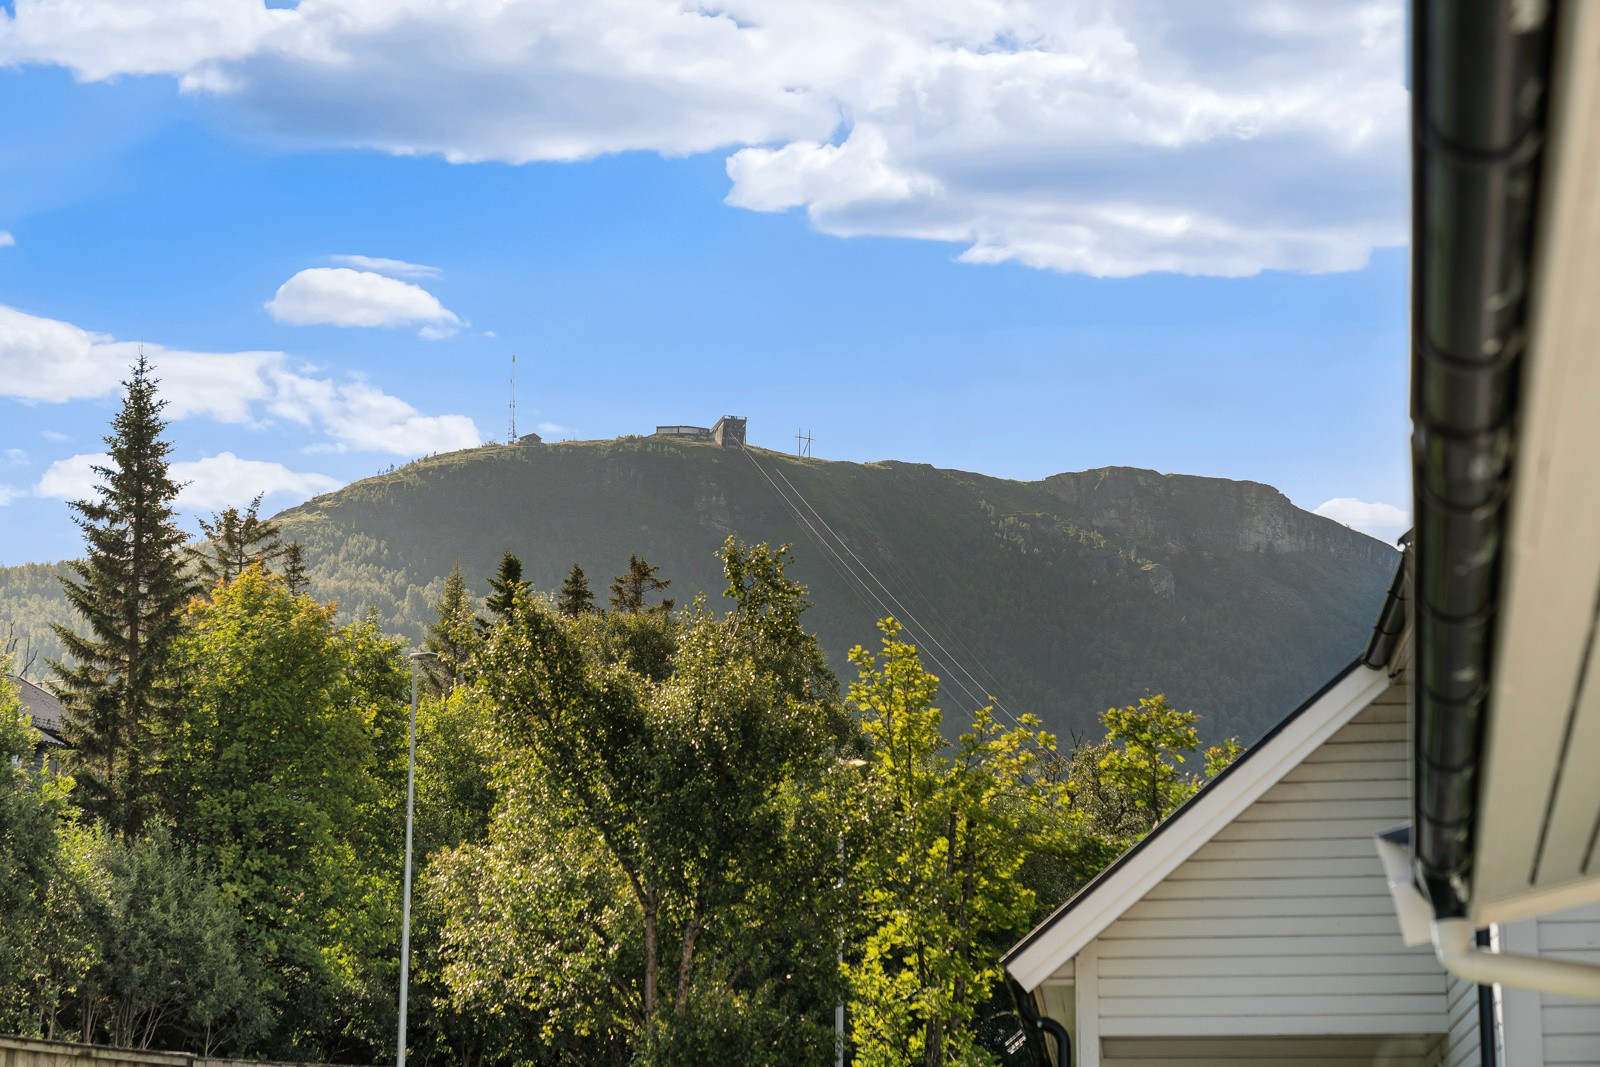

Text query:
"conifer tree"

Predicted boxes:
[[281, 540, 310, 596], [51, 354, 195, 837], [482, 552, 529, 626], [556, 563, 595, 617], [193, 493, 283, 589], [425, 563, 478, 693], [608, 554, 672, 615]]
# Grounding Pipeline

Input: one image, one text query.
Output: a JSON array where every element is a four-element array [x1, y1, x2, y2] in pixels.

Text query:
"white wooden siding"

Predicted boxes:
[[1082, 674, 1451, 1039], [1442, 972, 1482, 1067], [1536, 902, 1600, 1065], [1099, 1034, 1442, 1067]]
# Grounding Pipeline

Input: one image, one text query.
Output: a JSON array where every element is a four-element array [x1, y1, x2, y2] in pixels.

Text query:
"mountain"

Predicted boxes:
[[0, 437, 1396, 743]]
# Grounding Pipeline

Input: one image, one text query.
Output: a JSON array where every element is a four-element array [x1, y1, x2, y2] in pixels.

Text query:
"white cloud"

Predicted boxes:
[[40, 430, 69, 442], [0, 231, 13, 248], [328, 254, 441, 279], [0, 485, 19, 506], [266, 267, 461, 333], [170, 452, 341, 510], [1314, 497, 1409, 542], [0, 0, 1408, 277], [2, 448, 27, 464], [35, 453, 106, 503], [535, 421, 569, 436], [0, 302, 481, 455], [35, 450, 341, 511]]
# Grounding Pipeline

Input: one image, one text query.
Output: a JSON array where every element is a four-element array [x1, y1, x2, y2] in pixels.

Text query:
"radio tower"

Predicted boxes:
[[508, 352, 517, 443]]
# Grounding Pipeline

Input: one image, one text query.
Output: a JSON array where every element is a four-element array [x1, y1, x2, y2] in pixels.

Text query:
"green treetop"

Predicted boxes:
[[424, 563, 478, 694], [192, 493, 284, 591], [51, 354, 196, 837], [556, 563, 596, 617], [608, 553, 672, 615], [482, 551, 529, 626]]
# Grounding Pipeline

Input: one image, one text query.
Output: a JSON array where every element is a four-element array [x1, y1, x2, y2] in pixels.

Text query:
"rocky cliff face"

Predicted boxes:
[[1041, 466, 1397, 567]]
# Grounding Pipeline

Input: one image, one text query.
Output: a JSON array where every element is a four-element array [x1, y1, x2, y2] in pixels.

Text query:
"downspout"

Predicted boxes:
[[1408, 0, 1554, 918], [1475, 928, 1497, 1067], [1007, 978, 1071, 1067], [1434, 918, 1600, 999]]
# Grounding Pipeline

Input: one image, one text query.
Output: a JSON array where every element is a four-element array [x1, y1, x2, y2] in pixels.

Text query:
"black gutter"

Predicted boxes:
[[1362, 541, 1412, 670], [1408, 0, 1554, 917], [1003, 658, 1369, 968]]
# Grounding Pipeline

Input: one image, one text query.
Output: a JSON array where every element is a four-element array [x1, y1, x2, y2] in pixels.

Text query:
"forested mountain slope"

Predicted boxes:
[[0, 437, 1395, 742]]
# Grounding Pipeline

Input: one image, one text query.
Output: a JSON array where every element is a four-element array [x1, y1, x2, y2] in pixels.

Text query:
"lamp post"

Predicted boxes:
[[836, 757, 867, 1067], [398, 650, 436, 1067]]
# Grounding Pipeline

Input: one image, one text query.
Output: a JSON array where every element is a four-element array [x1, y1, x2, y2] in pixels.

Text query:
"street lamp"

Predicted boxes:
[[398, 650, 437, 1067], [836, 757, 867, 1067]]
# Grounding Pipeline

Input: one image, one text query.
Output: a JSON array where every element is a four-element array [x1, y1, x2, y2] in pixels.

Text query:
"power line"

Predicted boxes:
[[743, 448, 1011, 726], [759, 454, 1026, 728]]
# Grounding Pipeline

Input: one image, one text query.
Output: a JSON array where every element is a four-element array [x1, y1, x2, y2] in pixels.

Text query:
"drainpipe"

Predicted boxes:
[[1433, 918, 1600, 999], [1007, 978, 1071, 1067]]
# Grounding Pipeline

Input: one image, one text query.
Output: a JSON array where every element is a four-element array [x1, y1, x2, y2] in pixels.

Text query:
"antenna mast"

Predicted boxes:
[[796, 429, 813, 458], [508, 352, 517, 443]]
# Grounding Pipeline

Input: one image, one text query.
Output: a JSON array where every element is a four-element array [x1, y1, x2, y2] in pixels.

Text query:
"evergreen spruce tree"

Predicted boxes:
[[608, 554, 672, 615], [193, 493, 283, 589], [281, 540, 311, 596], [556, 563, 595, 617], [51, 354, 196, 837], [425, 563, 478, 693], [481, 551, 529, 627]]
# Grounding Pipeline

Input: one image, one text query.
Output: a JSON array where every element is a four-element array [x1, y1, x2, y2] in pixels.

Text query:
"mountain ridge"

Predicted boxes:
[[0, 438, 1396, 743]]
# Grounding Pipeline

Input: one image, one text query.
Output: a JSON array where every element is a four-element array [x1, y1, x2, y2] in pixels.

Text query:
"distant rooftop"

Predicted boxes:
[[7, 673, 67, 748]]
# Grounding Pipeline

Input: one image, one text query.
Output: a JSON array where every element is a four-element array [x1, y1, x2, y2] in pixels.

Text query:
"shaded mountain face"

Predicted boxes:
[[1, 439, 1396, 744]]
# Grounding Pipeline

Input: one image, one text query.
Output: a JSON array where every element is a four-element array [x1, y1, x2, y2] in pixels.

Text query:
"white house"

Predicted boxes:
[[1003, 618, 1600, 1065]]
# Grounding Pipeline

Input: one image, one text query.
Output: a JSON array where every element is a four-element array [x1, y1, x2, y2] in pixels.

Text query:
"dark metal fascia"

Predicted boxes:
[[1363, 540, 1413, 670], [1408, 0, 1556, 916]]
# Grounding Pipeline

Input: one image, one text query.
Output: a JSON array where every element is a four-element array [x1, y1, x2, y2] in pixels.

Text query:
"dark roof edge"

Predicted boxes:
[[1002, 656, 1371, 969], [1362, 546, 1411, 670], [1407, 1, 1555, 916]]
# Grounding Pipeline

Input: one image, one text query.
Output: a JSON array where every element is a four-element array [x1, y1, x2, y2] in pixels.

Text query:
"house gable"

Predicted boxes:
[[1083, 671, 1444, 1040], [1004, 660, 1393, 992]]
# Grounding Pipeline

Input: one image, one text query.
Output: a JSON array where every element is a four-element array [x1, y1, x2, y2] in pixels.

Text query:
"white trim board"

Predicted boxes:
[[1005, 664, 1394, 992]]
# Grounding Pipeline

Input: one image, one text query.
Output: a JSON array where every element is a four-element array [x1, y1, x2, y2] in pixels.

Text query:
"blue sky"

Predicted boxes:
[[0, 1, 1409, 565]]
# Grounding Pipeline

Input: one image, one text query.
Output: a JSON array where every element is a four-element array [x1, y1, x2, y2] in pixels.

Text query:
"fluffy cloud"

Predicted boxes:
[[0, 0, 1407, 277], [0, 231, 13, 248], [0, 485, 19, 506], [171, 452, 341, 509], [35, 451, 340, 510], [0, 302, 481, 455], [266, 267, 461, 334], [1314, 497, 1409, 542], [328, 254, 441, 279]]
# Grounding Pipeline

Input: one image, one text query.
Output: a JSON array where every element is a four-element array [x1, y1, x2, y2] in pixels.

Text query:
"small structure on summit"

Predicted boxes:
[[518, 432, 543, 446], [652, 416, 746, 448]]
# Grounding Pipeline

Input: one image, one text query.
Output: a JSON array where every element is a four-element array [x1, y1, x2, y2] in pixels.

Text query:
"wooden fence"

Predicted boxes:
[[0, 1034, 345, 1067]]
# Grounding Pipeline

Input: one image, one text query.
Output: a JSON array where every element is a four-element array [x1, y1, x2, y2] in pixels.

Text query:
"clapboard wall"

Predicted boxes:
[[1083, 671, 1451, 1046], [1442, 971, 1482, 1067], [1534, 902, 1600, 1065]]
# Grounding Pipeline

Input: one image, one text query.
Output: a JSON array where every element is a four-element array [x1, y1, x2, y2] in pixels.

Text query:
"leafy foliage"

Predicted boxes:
[[842, 620, 1072, 1067], [430, 539, 851, 1064]]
